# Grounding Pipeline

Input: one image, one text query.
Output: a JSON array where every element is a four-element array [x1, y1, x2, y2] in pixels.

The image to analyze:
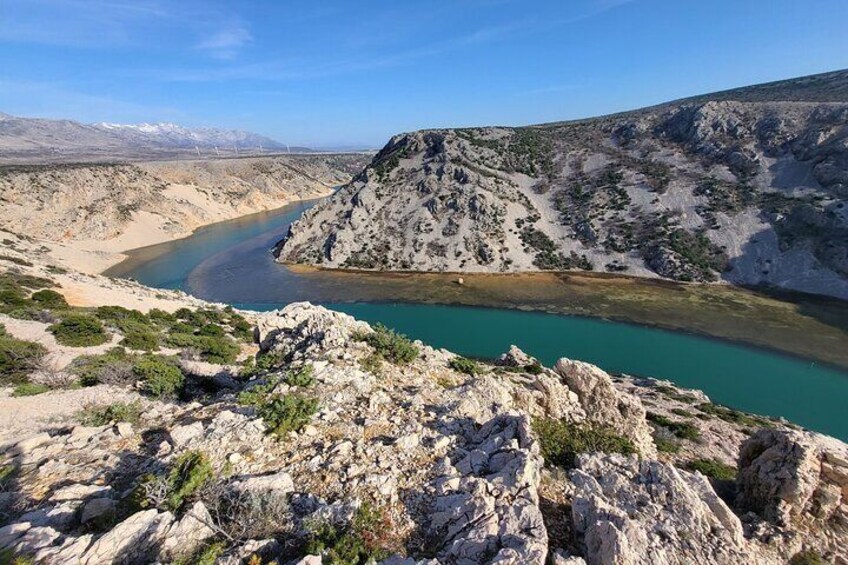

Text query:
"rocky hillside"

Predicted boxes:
[[0, 250, 846, 564], [0, 154, 370, 271], [277, 69, 848, 300]]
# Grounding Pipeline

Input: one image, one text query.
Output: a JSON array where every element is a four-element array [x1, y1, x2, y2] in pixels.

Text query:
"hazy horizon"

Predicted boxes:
[[2, 0, 847, 147]]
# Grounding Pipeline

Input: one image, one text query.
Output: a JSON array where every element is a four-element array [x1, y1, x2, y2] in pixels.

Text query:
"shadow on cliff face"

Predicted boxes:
[[725, 226, 848, 334]]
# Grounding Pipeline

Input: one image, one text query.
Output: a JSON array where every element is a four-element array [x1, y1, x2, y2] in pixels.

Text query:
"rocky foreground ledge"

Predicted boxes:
[[1, 302, 847, 564]]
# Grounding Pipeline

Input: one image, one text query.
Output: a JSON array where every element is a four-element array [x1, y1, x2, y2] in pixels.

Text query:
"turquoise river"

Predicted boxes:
[[105, 200, 848, 440]]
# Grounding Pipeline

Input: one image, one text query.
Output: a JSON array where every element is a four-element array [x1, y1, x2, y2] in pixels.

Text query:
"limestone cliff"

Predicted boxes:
[[277, 69, 848, 299]]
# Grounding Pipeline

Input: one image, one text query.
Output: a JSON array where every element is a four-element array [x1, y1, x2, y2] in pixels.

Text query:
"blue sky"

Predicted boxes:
[[1, 0, 846, 148]]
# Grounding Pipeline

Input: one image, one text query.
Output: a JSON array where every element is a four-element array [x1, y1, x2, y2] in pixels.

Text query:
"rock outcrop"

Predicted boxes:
[[1, 301, 846, 564], [570, 454, 762, 565]]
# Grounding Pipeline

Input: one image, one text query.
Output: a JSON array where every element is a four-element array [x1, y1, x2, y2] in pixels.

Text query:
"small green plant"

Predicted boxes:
[[133, 356, 184, 398], [788, 550, 827, 565], [283, 364, 315, 387], [11, 382, 50, 397], [359, 352, 383, 376], [198, 323, 225, 337], [646, 412, 701, 441], [654, 435, 680, 454], [180, 542, 226, 565], [524, 361, 544, 375], [305, 502, 398, 565], [120, 328, 160, 351], [259, 394, 319, 438], [448, 356, 481, 376], [48, 314, 109, 347], [238, 377, 280, 407], [29, 289, 68, 309], [69, 347, 137, 386], [165, 451, 214, 512], [0, 464, 17, 490], [696, 402, 773, 428], [354, 324, 418, 365], [77, 401, 143, 426], [533, 418, 636, 469], [0, 332, 47, 384], [687, 458, 737, 482], [0, 548, 34, 565]]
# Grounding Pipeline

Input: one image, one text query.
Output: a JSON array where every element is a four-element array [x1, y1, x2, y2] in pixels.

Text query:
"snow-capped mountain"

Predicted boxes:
[[92, 121, 287, 150], [0, 113, 304, 163]]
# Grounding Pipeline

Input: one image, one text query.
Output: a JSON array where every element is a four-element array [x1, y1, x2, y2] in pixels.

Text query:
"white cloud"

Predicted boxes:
[[196, 26, 253, 60]]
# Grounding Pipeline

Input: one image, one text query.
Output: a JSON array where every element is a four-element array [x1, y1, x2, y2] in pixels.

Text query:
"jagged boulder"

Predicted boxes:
[[255, 303, 370, 360], [570, 453, 763, 565], [427, 413, 547, 564], [497, 346, 586, 422], [554, 359, 656, 458], [737, 429, 848, 560]]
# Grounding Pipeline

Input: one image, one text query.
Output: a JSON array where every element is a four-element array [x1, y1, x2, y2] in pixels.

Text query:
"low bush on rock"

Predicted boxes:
[[138, 450, 214, 513], [359, 352, 383, 376], [203, 486, 290, 543], [165, 332, 240, 364], [120, 327, 160, 351], [305, 502, 398, 565], [69, 347, 137, 386], [77, 401, 143, 426], [11, 382, 50, 396], [283, 364, 315, 387], [133, 355, 185, 398], [260, 394, 319, 438], [48, 314, 109, 347], [354, 323, 418, 365], [29, 289, 68, 309], [695, 402, 773, 428], [646, 412, 701, 441], [0, 327, 47, 385], [789, 550, 828, 565], [533, 418, 636, 469], [449, 356, 481, 375], [686, 458, 737, 482]]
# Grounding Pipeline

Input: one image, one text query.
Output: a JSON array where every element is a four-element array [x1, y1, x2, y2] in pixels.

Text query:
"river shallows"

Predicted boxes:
[[107, 200, 848, 440]]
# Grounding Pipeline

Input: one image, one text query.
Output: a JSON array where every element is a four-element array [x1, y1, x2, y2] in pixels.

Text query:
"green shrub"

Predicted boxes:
[[695, 402, 773, 428], [305, 502, 396, 565], [0, 464, 17, 490], [0, 289, 27, 311], [687, 458, 737, 482], [133, 356, 184, 398], [237, 376, 280, 407], [29, 289, 68, 309], [448, 357, 481, 375], [354, 324, 418, 365], [147, 308, 177, 325], [194, 336, 240, 364], [95, 305, 148, 326], [48, 314, 109, 347], [533, 418, 636, 469], [524, 361, 544, 375], [654, 435, 680, 454], [77, 401, 143, 426], [164, 333, 239, 364], [228, 314, 253, 342], [169, 322, 195, 335], [646, 412, 701, 441], [165, 451, 214, 512], [12, 382, 50, 396], [120, 328, 160, 351], [68, 347, 136, 386], [359, 352, 383, 376], [259, 394, 319, 438], [198, 324, 225, 337], [180, 542, 226, 565], [0, 548, 34, 565], [0, 333, 47, 384], [284, 365, 314, 387], [789, 550, 827, 565]]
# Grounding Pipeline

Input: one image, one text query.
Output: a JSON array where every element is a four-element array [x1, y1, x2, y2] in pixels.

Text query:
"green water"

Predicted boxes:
[[107, 201, 848, 440]]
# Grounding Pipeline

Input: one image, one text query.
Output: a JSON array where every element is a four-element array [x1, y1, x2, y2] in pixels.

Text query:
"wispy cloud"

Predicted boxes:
[[0, 0, 252, 59], [196, 25, 253, 60]]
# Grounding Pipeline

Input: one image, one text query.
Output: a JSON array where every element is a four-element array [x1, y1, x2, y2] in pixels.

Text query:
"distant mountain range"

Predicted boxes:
[[0, 112, 312, 163]]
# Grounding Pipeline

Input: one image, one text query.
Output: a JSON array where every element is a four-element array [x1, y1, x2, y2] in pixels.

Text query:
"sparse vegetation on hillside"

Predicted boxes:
[[533, 418, 636, 469], [353, 323, 418, 365]]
